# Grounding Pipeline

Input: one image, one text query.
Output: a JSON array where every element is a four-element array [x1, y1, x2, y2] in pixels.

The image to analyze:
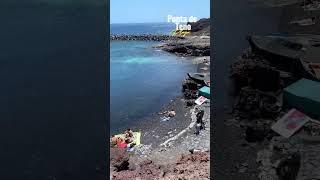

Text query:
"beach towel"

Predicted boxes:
[[195, 96, 208, 105]]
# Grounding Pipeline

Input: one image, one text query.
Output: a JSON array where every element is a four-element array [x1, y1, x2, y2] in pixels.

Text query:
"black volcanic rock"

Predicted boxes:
[[156, 37, 210, 57], [187, 18, 210, 36], [110, 34, 184, 41]]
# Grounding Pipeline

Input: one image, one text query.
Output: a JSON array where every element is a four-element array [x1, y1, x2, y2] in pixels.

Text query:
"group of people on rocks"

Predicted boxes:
[[110, 109, 205, 149], [110, 129, 136, 149]]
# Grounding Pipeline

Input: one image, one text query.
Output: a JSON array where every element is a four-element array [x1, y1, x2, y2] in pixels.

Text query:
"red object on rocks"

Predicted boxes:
[[118, 142, 127, 149]]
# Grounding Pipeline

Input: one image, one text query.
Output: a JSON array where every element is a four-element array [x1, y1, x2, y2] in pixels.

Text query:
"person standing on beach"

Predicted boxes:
[[195, 110, 205, 135]]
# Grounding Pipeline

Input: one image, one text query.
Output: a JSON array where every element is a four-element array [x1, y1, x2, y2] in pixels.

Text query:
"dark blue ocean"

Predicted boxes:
[[110, 23, 196, 134]]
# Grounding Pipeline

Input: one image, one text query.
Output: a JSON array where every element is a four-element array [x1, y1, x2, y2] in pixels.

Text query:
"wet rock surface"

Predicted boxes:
[[155, 36, 210, 57]]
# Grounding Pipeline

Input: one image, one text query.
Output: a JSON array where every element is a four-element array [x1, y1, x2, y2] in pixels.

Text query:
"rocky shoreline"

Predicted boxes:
[[110, 17, 211, 179], [154, 36, 210, 57], [110, 55, 210, 179], [110, 34, 184, 41], [110, 20, 211, 179], [111, 34, 210, 57]]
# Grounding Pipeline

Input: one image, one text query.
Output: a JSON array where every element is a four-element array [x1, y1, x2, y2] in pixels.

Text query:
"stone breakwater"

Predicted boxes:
[[110, 34, 185, 41]]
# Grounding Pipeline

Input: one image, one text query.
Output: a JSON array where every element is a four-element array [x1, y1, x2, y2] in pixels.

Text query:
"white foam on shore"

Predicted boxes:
[[124, 57, 168, 64], [160, 106, 198, 147]]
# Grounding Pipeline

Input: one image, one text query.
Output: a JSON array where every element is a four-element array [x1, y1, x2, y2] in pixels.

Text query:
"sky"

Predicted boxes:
[[111, 0, 210, 24]]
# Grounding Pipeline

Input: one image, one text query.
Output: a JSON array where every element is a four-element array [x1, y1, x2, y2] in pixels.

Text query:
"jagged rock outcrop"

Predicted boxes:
[[110, 34, 184, 41], [188, 18, 210, 36], [155, 37, 210, 57]]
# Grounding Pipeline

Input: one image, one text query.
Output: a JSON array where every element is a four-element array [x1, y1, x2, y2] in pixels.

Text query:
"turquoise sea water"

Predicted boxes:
[[111, 22, 175, 35], [110, 37, 196, 134]]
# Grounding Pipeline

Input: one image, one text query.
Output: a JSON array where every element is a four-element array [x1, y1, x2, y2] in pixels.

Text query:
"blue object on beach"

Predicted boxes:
[[199, 86, 210, 99], [283, 78, 320, 118]]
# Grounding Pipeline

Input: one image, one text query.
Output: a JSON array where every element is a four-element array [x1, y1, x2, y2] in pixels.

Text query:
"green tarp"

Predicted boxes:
[[199, 86, 210, 99], [283, 78, 320, 118]]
